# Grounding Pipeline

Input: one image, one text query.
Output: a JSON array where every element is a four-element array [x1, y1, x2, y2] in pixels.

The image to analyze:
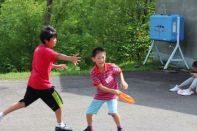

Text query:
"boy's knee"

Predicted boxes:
[[54, 107, 63, 112], [18, 101, 26, 108], [109, 113, 118, 117], [86, 114, 93, 117]]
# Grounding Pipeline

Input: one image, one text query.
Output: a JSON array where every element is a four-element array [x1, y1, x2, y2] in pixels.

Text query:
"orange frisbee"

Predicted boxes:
[[118, 92, 135, 104]]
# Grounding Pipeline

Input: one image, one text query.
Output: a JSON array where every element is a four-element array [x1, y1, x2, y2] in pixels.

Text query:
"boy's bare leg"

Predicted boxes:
[[55, 108, 62, 123], [54, 108, 73, 130], [86, 114, 93, 126], [111, 113, 121, 126], [3, 102, 25, 115]]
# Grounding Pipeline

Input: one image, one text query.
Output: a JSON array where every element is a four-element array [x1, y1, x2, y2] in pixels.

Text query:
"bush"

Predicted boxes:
[[0, 0, 44, 72]]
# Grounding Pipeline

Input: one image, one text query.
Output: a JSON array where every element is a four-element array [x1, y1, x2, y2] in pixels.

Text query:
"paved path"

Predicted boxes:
[[0, 71, 197, 131]]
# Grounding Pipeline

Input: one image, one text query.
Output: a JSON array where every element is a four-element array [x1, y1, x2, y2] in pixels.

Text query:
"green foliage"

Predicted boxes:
[[0, 0, 44, 72], [51, 0, 156, 69], [0, 0, 156, 73]]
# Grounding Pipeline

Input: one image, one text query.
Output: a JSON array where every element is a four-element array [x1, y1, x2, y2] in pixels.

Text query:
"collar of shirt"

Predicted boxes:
[[93, 63, 110, 74]]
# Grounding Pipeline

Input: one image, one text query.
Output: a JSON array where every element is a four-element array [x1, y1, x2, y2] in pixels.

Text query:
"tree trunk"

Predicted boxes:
[[44, 0, 53, 26], [142, 0, 149, 23]]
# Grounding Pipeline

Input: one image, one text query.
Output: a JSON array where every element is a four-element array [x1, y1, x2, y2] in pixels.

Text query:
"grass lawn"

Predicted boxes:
[[0, 61, 162, 80]]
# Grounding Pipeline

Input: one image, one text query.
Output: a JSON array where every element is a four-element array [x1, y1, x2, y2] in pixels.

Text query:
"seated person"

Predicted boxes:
[[169, 61, 197, 96]]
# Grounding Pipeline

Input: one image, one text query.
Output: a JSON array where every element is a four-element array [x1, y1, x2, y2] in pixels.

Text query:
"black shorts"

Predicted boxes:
[[19, 86, 63, 111]]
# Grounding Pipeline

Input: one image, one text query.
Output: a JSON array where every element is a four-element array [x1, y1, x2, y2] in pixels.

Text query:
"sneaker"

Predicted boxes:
[[177, 89, 186, 95], [55, 125, 73, 131], [177, 89, 194, 96], [83, 126, 94, 131], [169, 85, 180, 92], [118, 127, 124, 131]]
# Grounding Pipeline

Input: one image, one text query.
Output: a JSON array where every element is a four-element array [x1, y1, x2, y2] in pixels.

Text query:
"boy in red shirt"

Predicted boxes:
[[83, 47, 128, 131], [0, 26, 80, 131]]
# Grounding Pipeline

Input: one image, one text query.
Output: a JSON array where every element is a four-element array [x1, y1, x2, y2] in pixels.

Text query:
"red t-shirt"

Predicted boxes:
[[28, 44, 58, 90], [90, 63, 122, 100]]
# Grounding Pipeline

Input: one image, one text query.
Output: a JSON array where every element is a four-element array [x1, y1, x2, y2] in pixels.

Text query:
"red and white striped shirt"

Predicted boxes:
[[90, 63, 122, 100]]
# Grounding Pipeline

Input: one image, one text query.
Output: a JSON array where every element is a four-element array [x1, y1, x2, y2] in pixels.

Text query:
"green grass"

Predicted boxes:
[[0, 72, 31, 80], [0, 61, 163, 80], [119, 60, 162, 71], [0, 65, 91, 80]]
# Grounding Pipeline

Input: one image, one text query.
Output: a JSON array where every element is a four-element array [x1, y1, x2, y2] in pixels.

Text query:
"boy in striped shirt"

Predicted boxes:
[[83, 47, 128, 131]]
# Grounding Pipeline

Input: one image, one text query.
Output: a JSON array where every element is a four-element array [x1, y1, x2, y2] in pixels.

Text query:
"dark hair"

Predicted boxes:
[[92, 47, 106, 57], [40, 25, 57, 44], [192, 61, 197, 67]]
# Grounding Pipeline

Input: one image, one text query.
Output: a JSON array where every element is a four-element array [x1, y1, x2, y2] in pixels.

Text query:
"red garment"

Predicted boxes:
[[90, 63, 122, 100], [28, 44, 57, 89]]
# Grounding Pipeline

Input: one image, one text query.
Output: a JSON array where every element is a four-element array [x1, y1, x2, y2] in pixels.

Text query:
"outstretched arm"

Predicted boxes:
[[52, 64, 67, 69], [56, 53, 80, 65]]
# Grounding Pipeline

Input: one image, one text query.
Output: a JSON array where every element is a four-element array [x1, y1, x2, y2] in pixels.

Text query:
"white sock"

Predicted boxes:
[[0, 112, 5, 121], [56, 122, 65, 128], [0, 112, 4, 116]]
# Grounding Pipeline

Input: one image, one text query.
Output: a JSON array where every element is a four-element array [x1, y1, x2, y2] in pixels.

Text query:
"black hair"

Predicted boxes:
[[192, 61, 197, 67], [40, 25, 57, 44], [91, 47, 106, 57]]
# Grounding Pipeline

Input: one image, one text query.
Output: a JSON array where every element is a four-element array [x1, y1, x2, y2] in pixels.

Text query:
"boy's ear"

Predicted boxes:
[[44, 39, 49, 44], [44, 39, 47, 44], [91, 57, 95, 62]]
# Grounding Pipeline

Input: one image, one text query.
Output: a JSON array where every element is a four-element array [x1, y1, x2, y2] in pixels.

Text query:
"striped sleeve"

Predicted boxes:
[[111, 64, 122, 75]]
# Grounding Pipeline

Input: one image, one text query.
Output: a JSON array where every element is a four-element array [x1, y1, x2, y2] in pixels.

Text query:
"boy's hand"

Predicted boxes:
[[112, 90, 121, 95], [71, 54, 81, 65], [58, 64, 67, 69], [120, 81, 128, 90]]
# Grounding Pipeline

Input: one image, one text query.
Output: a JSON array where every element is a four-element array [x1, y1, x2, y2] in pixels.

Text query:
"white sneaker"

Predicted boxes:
[[169, 85, 180, 92], [177, 89, 184, 95], [177, 89, 194, 96]]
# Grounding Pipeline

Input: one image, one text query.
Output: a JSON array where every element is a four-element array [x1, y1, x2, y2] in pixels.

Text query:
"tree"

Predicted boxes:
[[0, 0, 44, 72], [0, 0, 156, 72], [0, 0, 5, 8], [44, 0, 53, 25]]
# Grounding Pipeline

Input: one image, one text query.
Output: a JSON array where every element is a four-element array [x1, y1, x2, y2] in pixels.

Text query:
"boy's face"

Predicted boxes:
[[45, 37, 57, 48], [92, 52, 106, 69]]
